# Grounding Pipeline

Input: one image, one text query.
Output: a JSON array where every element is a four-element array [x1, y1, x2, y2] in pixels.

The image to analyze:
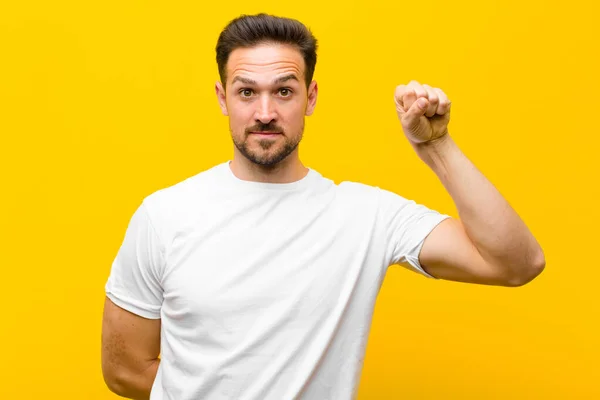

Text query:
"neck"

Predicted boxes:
[[229, 150, 308, 184]]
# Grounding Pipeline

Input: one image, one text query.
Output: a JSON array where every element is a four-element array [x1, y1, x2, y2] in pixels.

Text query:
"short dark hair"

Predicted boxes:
[[216, 13, 318, 88]]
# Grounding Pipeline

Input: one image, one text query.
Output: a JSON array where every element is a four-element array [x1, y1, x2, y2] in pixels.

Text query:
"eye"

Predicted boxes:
[[279, 88, 293, 97], [239, 89, 254, 98]]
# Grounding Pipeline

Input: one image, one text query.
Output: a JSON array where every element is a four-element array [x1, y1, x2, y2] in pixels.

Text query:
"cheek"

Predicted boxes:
[[285, 103, 306, 126], [228, 109, 252, 131], [280, 98, 303, 116]]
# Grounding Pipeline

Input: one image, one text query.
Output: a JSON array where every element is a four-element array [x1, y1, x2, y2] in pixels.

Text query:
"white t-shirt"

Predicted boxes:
[[105, 161, 449, 400]]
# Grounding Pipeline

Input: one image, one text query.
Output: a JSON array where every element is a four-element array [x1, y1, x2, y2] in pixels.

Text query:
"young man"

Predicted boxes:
[[102, 13, 545, 400]]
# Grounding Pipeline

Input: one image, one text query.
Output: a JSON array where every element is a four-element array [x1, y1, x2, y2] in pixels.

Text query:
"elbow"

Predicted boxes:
[[103, 369, 128, 397], [102, 358, 158, 399], [506, 250, 546, 287], [102, 363, 134, 398]]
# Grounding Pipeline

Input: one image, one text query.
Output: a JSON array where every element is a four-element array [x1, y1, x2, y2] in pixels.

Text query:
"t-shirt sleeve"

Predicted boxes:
[[105, 200, 165, 319], [379, 188, 451, 278]]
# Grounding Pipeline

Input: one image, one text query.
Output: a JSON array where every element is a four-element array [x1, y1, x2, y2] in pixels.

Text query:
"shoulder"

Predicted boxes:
[[139, 162, 228, 232], [336, 179, 379, 196], [326, 178, 396, 219], [147, 162, 223, 200], [334, 179, 407, 206], [330, 177, 429, 221]]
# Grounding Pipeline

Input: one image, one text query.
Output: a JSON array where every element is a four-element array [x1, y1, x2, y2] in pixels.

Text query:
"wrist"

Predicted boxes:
[[411, 133, 455, 165]]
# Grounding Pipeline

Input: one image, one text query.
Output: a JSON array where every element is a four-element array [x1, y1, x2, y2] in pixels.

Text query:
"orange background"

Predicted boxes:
[[1, 1, 598, 398]]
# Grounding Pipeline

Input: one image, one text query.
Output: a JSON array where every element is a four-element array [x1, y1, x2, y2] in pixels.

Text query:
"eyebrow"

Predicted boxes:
[[231, 74, 299, 86], [273, 74, 299, 84]]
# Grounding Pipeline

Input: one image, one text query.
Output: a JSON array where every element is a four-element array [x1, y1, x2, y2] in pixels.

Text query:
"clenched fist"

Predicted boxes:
[[395, 81, 451, 144]]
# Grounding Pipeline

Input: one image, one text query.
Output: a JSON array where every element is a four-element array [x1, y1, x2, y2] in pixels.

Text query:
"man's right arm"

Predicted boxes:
[[102, 296, 161, 400]]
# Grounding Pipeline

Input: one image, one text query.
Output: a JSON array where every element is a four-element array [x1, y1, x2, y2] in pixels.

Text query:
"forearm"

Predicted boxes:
[[413, 134, 545, 281], [107, 358, 160, 400]]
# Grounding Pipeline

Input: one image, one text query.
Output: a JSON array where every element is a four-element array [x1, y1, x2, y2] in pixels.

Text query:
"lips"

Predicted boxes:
[[250, 132, 281, 137]]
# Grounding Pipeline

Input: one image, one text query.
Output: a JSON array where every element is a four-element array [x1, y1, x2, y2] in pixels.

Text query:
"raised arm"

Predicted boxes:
[[102, 297, 161, 399], [394, 81, 545, 286]]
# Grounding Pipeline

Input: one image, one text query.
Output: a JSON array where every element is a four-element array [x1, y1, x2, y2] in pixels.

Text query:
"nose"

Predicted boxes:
[[254, 94, 278, 124]]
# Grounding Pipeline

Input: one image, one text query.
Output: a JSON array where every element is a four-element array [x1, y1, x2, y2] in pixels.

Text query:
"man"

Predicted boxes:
[[101, 13, 545, 400]]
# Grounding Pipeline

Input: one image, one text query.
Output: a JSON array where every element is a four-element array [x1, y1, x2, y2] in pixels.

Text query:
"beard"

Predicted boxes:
[[231, 121, 304, 167]]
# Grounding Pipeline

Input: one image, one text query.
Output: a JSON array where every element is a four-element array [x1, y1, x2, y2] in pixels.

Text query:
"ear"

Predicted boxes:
[[215, 81, 228, 116], [305, 80, 318, 116]]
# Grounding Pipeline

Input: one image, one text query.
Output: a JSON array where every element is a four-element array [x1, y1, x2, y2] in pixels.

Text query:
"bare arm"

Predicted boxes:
[[416, 135, 545, 286], [395, 81, 545, 286], [102, 297, 161, 399]]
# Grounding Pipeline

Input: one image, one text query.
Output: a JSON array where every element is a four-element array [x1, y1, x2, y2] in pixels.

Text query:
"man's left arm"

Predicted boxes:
[[394, 81, 545, 287]]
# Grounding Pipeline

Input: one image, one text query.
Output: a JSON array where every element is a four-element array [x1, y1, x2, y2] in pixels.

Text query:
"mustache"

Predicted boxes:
[[245, 122, 284, 134]]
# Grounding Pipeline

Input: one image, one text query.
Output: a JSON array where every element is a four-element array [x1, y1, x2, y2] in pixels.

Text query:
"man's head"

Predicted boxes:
[[215, 14, 318, 167]]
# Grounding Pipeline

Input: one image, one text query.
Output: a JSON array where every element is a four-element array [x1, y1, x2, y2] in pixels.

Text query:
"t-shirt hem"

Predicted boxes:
[[404, 214, 452, 279], [105, 291, 161, 320]]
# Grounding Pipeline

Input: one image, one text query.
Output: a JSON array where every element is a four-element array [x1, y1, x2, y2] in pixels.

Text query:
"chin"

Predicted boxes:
[[249, 153, 286, 166]]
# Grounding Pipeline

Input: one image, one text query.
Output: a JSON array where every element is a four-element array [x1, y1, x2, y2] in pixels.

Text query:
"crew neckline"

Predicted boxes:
[[220, 161, 319, 191]]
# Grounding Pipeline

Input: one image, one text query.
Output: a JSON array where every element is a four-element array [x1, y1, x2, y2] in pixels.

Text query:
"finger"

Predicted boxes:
[[408, 80, 428, 100], [402, 88, 417, 112], [394, 85, 409, 109], [423, 84, 439, 117], [434, 87, 451, 115], [402, 96, 428, 128]]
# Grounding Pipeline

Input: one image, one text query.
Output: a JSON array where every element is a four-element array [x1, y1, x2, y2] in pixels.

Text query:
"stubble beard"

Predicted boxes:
[[231, 121, 304, 167]]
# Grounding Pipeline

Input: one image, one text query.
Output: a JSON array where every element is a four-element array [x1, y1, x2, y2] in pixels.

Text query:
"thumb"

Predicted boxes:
[[402, 97, 428, 127]]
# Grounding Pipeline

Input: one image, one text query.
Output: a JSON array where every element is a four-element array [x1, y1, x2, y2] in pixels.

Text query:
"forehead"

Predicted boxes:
[[226, 43, 305, 84]]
